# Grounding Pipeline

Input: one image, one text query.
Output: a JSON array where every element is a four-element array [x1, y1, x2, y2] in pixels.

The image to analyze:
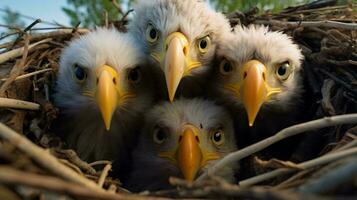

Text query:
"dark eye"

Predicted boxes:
[[219, 59, 233, 75], [153, 126, 167, 144], [128, 67, 141, 84], [146, 23, 159, 43], [276, 62, 293, 81], [73, 64, 86, 82], [211, 129, 225, 146], [198, 36, 211, 53]]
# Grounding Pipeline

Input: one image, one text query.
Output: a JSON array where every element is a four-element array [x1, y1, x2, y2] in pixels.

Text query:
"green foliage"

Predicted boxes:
[[209, 0, 313, 13], [62, 0, 132, 28]]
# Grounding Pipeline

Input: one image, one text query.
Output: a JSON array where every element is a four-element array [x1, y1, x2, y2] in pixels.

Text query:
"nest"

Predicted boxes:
[[0, 1, 356, 199]]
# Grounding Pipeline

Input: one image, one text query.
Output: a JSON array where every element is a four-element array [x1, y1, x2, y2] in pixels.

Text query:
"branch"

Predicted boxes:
[[256, 20, 357, 30], [98, 163, 112, 188], [0, 38, 51, 64], [239, 146, 357, 187], [0, 166, 168, 200], [0, 123, 102, 191], [0, 97, 40, 110], [197, 114, 357, 182], [0, 33, 31, 96], [0, 68, 52, 81]]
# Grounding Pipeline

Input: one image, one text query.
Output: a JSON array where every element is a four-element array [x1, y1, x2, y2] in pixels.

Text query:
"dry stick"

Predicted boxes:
[[197, 114, 357, 182], [0, 97, 40, 110], [89, 160, 112, 167], [0, 68, 52, 81], [0, 28, 88, 49], [0, 34, 31, 96], [98, 163, 112, 188], [239, 147, 357, 187], [0, 167, 168, 200], [0, 123, 103, 192], [29, 28, 88, 42], [256, 20, 357, 30], [0, 38, 51, 64], [10, 19, 42, 49]]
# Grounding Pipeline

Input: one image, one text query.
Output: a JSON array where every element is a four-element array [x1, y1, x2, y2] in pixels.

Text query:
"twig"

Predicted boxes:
[[59, 159, 84, 175], [28, 29, 89, 41], [0, 97, 40, 110], [0, 166, 167, 200], [103, 10, 109, 28], [89, 160, 112, 167], [0, 38, 51, 64], [317, 68, 357, 98], [0, 34, 31, 96], [0, 68, 52, 81], [256, 20, 357, 30], [239, 147, 357, 187], [10, 19, 41, 49], [98, 163, 112, 188], [121, 9, 134, 21], [0, 123, 102, 191], [197, 114, 357, 181], [54, 149, 97, 175], [321, 79, 336, 115], [254, 157, 303, 170]]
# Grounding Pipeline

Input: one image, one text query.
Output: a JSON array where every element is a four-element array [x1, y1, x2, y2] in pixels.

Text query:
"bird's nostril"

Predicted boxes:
[[262, 72, 266, 81], [195, 135, 200, 143], [243, 71, 247, 79], [96, 78, 99, 84], [183, 46, 188, 56], [178, 135, 182, 143], [113, 78, 117, 84]]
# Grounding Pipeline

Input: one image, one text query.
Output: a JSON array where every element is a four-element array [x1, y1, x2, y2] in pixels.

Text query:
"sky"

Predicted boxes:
[[0, 0, 70, 28]]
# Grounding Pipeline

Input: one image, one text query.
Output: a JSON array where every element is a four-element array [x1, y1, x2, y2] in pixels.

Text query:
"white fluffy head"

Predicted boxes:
[[214, 25, 304, 110], [55, 28, 150, 110], [54, 28, 156, 161], [129, 0, 231, 75]]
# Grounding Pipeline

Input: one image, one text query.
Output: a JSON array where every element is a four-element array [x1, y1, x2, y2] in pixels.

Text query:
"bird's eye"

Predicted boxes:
[[197, 35, 211, 53], [276, 62, 293, 81], [146, 24, 159, 43], [73, 64, 87, 82], [219, 59, 233, 75], [211, 129, 225, 146], [153, 126, 167, 144], [128, 67, 141, 84]]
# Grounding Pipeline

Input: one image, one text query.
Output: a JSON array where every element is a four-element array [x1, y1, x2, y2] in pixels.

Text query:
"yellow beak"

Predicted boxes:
[[224, 60, 282, 126], [176, 126, 202, 182], [241, 60, 281, 126], [95, 65, 119, 131], [241, 60, 267, 126], [158, 125, 220, 182], [164, 32, 189, 101]]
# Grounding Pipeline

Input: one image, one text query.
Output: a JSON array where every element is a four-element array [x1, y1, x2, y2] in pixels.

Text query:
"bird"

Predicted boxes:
[[125, 98, 238, 192], [128, 0, 231, 101], [207, 25, 305, 157], [53, 28, 156, 163]]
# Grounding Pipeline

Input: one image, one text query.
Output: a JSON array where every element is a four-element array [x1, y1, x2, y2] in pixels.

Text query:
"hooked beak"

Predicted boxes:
[[159, 125, 220, 182], [176, 126, 202, 181], [164, 32, 189, 101], [95, 65, 119, 131], [224, 60, 281, 126]]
